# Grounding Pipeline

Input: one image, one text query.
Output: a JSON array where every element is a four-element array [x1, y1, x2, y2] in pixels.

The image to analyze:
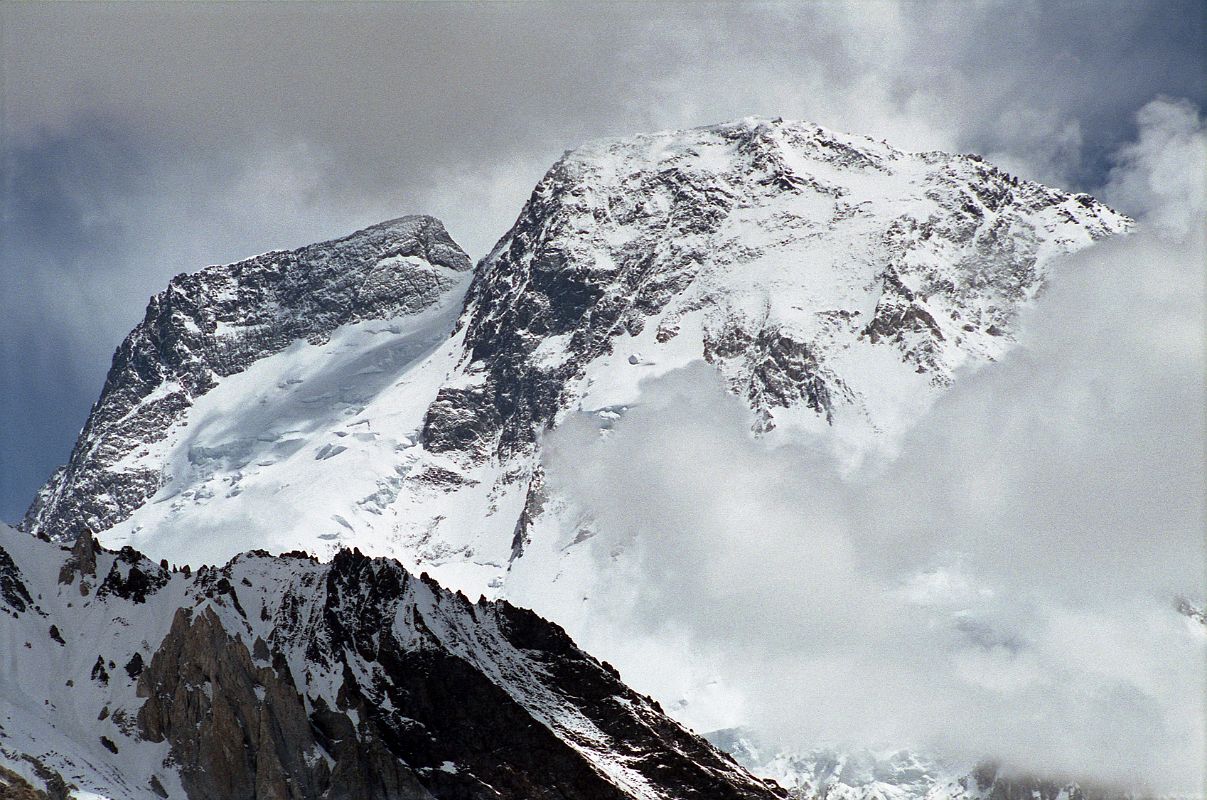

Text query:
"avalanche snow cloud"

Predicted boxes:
[[536, 99, 1206, 794]]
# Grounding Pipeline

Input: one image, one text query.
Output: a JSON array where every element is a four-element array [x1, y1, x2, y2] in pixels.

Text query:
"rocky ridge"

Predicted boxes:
[[0, 524, 780, 799]]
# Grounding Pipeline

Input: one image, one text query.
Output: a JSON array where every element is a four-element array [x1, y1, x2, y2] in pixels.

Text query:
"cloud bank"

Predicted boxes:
[[534, 98, 1206, 793]]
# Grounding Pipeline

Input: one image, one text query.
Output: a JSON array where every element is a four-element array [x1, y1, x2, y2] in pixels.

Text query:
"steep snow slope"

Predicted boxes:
[[23, 215, 472, 545], [90, 301, 469, 569], [0, 524, 780, 799], [25, 118, 1129, 598]]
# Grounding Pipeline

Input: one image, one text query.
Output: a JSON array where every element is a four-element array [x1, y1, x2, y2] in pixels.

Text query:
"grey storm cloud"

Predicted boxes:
[[1, 2, 1204, 517]]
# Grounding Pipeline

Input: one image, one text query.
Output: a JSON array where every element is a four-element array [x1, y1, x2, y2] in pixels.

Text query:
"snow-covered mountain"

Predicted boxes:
[[20, 118, 1128, 602], [23, 215, 473, 547], [0, 523, 780, 799], [10, 117, 1140, 799]]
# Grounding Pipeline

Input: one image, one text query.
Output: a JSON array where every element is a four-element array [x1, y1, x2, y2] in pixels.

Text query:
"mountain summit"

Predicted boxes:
[[453, 116, 1125, 455], [24, 216, 472, 544]]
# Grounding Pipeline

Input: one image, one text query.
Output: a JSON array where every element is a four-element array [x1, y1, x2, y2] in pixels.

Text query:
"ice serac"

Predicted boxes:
[[22, 215, 472, 543], [0, 525, 782, 799]]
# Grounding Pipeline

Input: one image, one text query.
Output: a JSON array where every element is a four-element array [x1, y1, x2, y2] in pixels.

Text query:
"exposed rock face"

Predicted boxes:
[[136, 606, 424, 800], [433, 118, 1127, 462], [0, 525, 782, 799], [55, 528, 97, 593], [0, 547, 34, 616], [0, 762, 68, 800], [23, 216, 472, 543]]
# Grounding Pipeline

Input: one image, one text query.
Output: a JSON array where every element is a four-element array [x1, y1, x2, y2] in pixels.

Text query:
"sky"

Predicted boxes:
[[0, 2, 1203, 790], [1, 1, 1205, 521]]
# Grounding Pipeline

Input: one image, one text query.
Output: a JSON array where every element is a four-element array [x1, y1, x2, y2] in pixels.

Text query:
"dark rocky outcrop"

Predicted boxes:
[[0, 526, 781, 800], [95, 546, 169, 603], [56, 528, 97, 593], [0, 762, 69, 800], [136, 606, 428, 800], [0, 546, 34, 616]]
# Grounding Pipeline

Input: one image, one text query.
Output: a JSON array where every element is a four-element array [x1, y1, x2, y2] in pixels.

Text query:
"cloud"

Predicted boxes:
[[1103, 96, 1207, 236], [532, 99, 1207, 792]]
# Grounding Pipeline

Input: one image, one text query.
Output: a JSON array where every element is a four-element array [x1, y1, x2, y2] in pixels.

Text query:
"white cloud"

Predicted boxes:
[[1104, 96, 1207, 237]]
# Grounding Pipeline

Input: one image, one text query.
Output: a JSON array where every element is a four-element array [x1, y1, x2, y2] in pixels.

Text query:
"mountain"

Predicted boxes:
[[22, 215, 473, 545], [0, 524, 781, 799], [20, 118, 1129, 604], [10, 117, 1138, 798]]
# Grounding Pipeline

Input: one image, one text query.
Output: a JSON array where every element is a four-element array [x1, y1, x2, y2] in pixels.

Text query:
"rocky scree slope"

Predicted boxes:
[[0, 524, 781, 800], [22, 215, 472, 544]]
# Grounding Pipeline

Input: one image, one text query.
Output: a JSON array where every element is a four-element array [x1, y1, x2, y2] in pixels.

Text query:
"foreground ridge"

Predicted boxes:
[[0, 524, 781, 799]]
